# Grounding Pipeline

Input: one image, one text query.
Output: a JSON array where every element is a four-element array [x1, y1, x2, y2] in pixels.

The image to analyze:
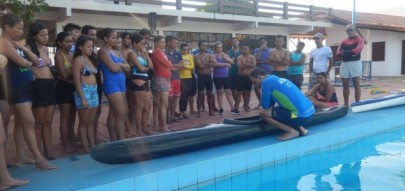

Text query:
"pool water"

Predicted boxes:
[[191, 127, 405, 191]]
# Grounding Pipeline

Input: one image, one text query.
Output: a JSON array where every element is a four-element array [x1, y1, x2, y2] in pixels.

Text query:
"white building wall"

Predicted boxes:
[[326, 24, 405, 76], [368, 30, 405, 76]]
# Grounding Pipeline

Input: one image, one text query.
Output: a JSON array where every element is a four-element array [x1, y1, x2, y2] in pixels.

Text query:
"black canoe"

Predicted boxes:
[[90, 106, 348, 164]]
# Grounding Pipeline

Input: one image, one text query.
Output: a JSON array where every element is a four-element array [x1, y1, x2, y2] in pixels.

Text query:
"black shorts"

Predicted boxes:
[[229, 75, 238, 91], [33, 79, 57, 107], [129, 76, 150, 92], [10, 82, 34, 105], [272, 71, 290, 80], [181, 78, 194, 96], [197, 74, 213, 92], [237, 76, 252, 91], [213, 77, 230, 90], [55, 79, 75, 105], [271, 107, 313, 128], [289, 74, 303, 90]]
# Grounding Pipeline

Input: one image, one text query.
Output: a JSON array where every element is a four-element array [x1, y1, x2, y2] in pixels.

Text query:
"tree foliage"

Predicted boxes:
[[0, 0, 48, 23]]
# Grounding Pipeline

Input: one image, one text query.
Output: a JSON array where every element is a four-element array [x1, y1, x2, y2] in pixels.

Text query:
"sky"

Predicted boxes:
[[271, 0, 405, 14]]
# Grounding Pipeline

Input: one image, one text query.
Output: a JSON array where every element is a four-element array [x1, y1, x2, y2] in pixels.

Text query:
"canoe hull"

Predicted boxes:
[[351, 93, 405, 113], [91, 106, 348, 164]]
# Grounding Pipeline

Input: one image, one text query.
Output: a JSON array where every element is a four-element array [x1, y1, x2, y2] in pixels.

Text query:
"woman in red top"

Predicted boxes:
[[151, 35, 172, 132]]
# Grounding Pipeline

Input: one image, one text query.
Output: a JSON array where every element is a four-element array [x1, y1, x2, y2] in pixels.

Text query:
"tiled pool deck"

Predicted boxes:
[[8, 103, 405, 191]]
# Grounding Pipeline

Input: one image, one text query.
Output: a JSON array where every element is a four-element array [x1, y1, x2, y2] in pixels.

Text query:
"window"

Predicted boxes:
[[372, 42, 385, 61]]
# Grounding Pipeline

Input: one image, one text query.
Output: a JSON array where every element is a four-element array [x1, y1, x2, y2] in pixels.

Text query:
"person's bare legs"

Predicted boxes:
[[171, 96, 180, 121], [142, 92, 152, 134], [14, 103, 57, 170], [254, 86, 261, 109], [307, 96, 330, 109], [14, 120, 33, 167], [0, 116, 29, 190], [106, 106, 116, 141], [67, 108, 77, 147], [58, 104, 76, 152], [33, 105, 56, 159], [234, 91, 242, 111], [125, 89, 136, 137], [342, 78, 350, 106], [243, 90, 251, 111], [216, 89, 223, 113], [207, 91, 216, 116], [93, 104, 101, 144], [352, 76, 361, 102], [152, 91, 160, 131], [166, 96, 174, 124], [259, 109, 299, 141], [106, 93, 128, 140], [196, 91, 204, 118], [0, 101, 10, 137], [78, 106, 97, 153], [158, 92, 170, 132], [77, 108, 91, 153], [188, 96, 196, 114], [224, 89, 235, 111], [42, 105, 55, 159], [133, 91, 146, 136]]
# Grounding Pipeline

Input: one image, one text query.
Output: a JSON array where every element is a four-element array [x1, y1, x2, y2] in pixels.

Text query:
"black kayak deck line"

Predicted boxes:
[[90, 106, 349, 164]]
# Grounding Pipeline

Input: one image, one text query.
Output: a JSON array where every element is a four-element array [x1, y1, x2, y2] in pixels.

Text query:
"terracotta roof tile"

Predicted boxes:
[[331, 9, 405, 32]]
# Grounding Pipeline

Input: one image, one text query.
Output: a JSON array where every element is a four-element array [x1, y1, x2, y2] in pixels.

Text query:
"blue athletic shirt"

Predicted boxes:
[[261, 75, 315, 118]]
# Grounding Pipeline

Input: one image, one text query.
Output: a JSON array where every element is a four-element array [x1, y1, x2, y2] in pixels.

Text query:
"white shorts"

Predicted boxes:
[[340, 60, 362, 78]]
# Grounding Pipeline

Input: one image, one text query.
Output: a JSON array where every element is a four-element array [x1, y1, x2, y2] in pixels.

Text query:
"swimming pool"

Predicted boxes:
[[10, 105, 405, 191], [188, 126, 405, 191]]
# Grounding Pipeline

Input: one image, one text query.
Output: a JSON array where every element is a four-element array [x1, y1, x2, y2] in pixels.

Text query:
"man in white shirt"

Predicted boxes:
[[308, 32, 333, 89]]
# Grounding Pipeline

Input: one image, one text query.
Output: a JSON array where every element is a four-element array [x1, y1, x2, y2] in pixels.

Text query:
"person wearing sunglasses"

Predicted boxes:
[[336, 24, 365, 106]]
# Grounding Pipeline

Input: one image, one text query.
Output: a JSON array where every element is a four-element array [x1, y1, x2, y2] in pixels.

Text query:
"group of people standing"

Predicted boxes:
[[0, 9, 363, 189]]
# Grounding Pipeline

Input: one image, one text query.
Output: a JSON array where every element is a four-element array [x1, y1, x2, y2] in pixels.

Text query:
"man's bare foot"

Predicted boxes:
[[298, 126, 308, 136], [212, 107, 219, 112], [209, 111, 217, 116], [189, 110, 197, 114], [277, 130, 299, 141], [0, 178, 29, 190], [35, 160, 58, 171], [201, 107, 206, 112]]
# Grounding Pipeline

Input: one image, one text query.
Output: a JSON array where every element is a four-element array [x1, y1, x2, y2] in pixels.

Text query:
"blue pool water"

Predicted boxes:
[[192, 127, 405, 191]]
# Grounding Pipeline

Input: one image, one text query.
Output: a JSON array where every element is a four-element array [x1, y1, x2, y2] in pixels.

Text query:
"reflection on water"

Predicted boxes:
[[194, 127, 405, 191]]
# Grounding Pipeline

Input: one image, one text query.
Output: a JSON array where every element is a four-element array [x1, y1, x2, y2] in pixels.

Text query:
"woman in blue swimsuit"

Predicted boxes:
[[96, 28, 130, 141]]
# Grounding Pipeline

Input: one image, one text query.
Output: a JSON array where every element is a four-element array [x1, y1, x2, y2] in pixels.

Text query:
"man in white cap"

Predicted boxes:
[[336, 24, 364, 106], [308, 32, 333, 89]]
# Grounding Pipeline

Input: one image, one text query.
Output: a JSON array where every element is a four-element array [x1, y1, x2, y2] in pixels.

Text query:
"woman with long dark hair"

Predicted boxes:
[[72, 36, 99, 152], [97, 28, 130, 141], [0, 13, 56, 170], [26, 22, 56, 159], [54, 31, 77, 152], [127, 34, 153, 136]]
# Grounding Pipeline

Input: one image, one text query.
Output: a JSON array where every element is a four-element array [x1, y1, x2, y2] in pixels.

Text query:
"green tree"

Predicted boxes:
[[0, 0, 48, 23]]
